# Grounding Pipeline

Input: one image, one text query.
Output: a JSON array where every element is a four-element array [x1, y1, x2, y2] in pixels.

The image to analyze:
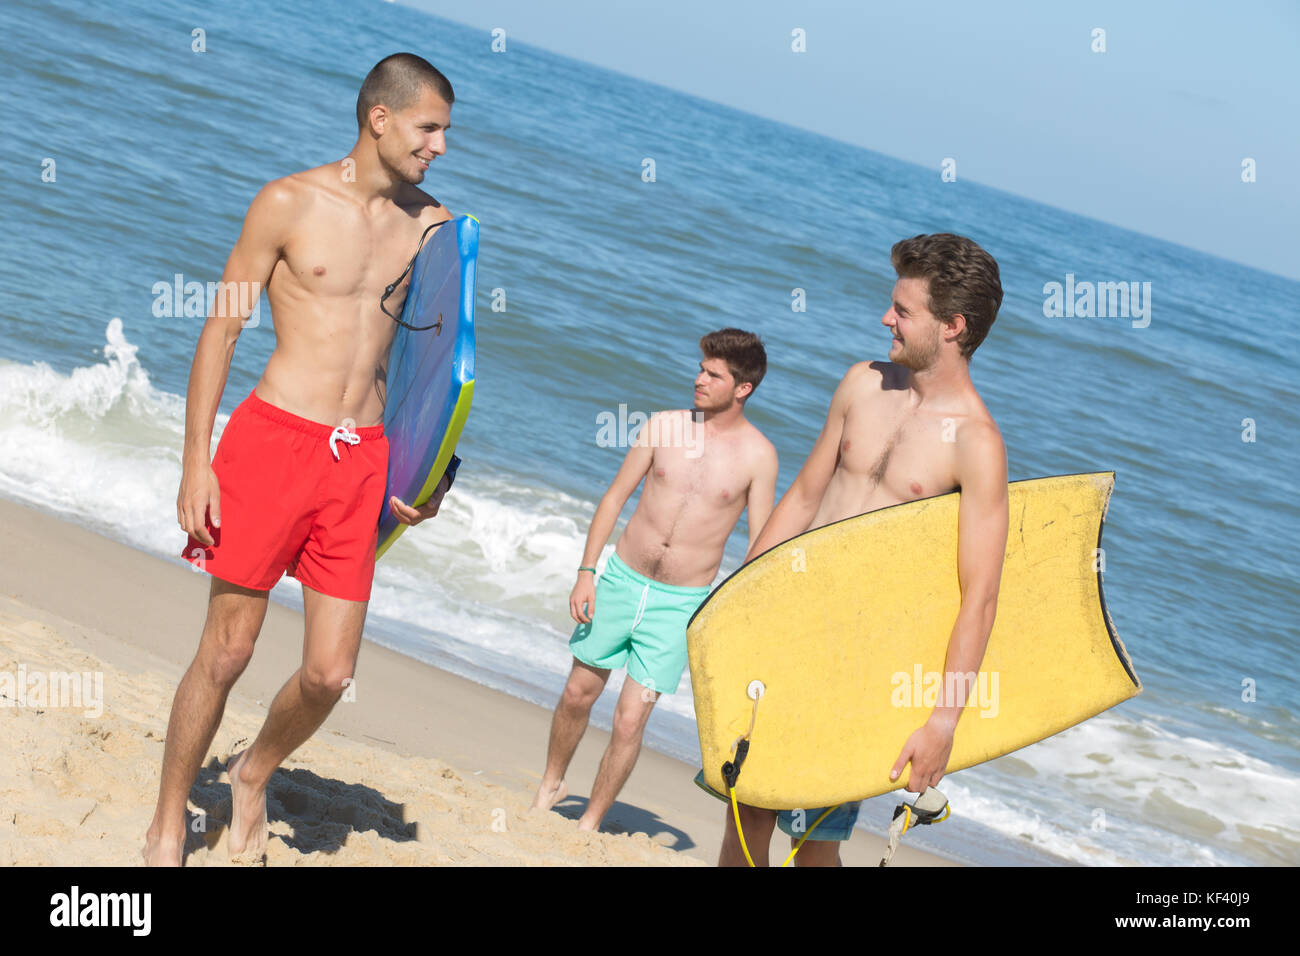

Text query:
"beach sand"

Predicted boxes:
[[0, 496, 954, 867]]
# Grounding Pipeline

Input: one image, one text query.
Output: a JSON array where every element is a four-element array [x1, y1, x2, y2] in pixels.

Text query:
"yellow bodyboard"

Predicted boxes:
[[688, 472, 1140, 809]]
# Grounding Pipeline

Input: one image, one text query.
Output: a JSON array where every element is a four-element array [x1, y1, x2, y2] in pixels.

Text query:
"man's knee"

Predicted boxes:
[[299, 661, 354, 702], [560, 674, 601, 715], [610, 704, 649, 745], [198, 626, 257, 687], [198, 583, 265, 685]]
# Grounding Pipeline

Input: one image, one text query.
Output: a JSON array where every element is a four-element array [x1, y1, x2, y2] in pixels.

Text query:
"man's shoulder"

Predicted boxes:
[[712, 415, 777, 475], [954, 405, 1006, 475], [956, 385, 1002, 442], [957, 413, 1003, 447], [831, 361, 902, 415], [636, 409, 691, 447], [740, 419, 778, 464], [254, 165, 444, 207], [249, 167, 354, 226], [249, 172, 315, 213], [840, 360, 905, 391], [398, 183, 451, 222], [281, 162, 354, 194]]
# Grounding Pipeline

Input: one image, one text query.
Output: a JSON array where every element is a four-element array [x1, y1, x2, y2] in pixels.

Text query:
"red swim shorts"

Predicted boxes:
[[181, 389, 390, 602]]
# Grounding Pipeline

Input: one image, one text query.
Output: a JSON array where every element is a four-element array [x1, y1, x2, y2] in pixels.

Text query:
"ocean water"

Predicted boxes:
[[1, 0, 1296, 867]]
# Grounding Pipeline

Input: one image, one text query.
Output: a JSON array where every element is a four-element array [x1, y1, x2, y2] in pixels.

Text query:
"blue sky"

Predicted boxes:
[[402, 0, 1300, 281]]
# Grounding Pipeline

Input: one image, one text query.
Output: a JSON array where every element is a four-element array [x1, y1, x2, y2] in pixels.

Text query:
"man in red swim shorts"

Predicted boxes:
[[142, 53, 463, 865]]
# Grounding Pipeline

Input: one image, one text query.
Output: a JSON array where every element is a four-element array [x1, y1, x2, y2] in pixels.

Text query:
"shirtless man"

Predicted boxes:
[[717, 233, 1009, 866], [532, 329, 778, 831], [142, 53, 463, 866]]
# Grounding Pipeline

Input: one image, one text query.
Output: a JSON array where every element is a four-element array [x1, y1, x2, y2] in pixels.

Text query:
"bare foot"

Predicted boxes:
[[576, 814, 600, 832], [227, 750, 268, 859], [531, 779, 568, 812], [141, 823, 184, 867]]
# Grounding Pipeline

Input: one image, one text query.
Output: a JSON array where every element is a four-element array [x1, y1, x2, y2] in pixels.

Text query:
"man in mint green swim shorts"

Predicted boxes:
[[531, 329, 779, 832]]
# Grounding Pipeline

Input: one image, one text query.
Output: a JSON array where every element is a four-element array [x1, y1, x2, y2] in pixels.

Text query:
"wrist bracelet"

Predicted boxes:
[[578, 566, 597, 574]]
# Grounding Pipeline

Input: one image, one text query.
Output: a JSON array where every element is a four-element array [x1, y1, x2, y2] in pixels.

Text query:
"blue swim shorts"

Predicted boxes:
[[692, 769, 863, 842]]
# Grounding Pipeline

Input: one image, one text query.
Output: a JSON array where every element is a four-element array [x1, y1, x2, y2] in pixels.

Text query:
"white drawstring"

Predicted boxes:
[[630, 582, 650, 631], [329, 425, 360, 460]]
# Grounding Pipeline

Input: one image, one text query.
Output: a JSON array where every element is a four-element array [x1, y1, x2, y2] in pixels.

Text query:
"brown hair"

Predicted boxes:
[[890, 233, 1003, 359], [356, 53, 455, 131], [700, 328, 766, 397]]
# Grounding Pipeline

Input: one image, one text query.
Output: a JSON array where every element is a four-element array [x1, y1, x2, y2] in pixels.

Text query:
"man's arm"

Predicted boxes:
[[177, 181, 296, 545], [890, 419, 1009, 791], [745, 363, 866, 561], [744, 442, 779, 557], [568, 415, 657, 623]]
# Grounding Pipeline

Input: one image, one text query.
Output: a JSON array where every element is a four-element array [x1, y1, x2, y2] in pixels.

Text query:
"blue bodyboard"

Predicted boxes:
[[377, 214, 477, 558]]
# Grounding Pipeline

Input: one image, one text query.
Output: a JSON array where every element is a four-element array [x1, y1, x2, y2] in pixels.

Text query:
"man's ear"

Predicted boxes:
[[945, 313, 967, 345]]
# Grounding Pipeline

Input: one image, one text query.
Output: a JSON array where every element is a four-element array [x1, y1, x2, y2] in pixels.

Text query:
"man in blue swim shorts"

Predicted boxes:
[[531, 330, 779, 832], [712, 234, 1008, 866]]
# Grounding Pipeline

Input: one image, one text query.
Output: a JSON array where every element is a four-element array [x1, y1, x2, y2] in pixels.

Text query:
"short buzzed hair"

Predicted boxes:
[[356, 53, 454, 131]]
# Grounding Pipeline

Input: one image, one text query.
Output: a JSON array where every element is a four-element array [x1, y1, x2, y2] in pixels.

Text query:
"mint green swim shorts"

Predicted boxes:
[[569, 551, 712, 696]]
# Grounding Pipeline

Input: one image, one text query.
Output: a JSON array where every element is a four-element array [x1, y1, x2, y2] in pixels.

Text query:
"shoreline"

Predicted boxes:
[[0, 494, 956, 866]]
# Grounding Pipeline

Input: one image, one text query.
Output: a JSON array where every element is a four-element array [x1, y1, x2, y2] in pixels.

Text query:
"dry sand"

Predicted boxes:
[[0, 496, 954, 867]]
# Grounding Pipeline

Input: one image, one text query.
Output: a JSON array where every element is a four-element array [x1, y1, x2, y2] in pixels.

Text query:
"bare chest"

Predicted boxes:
[[273, 208, 436, 309], [646, 440, 749, 510], [838, 404, 958, 503]]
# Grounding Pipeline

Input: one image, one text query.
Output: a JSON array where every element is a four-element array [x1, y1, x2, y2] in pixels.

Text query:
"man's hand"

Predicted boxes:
[[178, 461, 221, 546], [569, 573, 596, 624], [889, 719, 956, 793], [389, 473, 451, 527]]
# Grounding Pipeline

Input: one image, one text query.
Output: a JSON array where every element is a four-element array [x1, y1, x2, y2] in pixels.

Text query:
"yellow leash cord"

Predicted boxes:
[[722, 683, 842, 867], [728, 786, 757, 868], [778, 805, 840, 867], [723, 687, 764, 867], [728, 785, 841, 868], [723, 682, 858, 867], [721, 679, 952, 868]]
